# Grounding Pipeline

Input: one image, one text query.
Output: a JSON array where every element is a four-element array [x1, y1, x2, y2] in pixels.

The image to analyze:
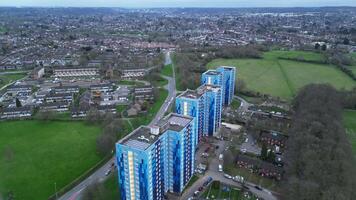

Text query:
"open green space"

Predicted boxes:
[[207, 51, 356, 101], [161, 64, 173, 77], [231, 99, 241, 110], [0, 120, 102, 200], [343, 110, 356, 158], [0, 73, 27, 89], [151, 76, 168, 87], [202, 181, 257, 200], [117, 80, 145, 86], [0, 26, 7, 33], [264, 50, 326, 63]]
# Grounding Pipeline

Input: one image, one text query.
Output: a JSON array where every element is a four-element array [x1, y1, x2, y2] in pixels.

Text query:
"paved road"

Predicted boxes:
[[181, 138, 277, 200], [59, 51, 176, 200]]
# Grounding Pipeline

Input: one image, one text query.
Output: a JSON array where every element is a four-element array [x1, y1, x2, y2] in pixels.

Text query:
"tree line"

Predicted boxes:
[[283, 84, 355, 200]]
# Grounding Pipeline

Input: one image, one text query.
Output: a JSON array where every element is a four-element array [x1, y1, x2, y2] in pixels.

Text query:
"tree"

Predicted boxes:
[[15, 98, 22, 108], [266, 150, 275, 163], [260, 143, 268, 160], [321, 44, 327, 51], [236, 79, 246, 93], [283, 84, 356, 200], [96, 132, 116, 156], [343, 38, 350, 45], [81, 180, 113, 200], [86, 108, 101, 124], [314, 43, 320, 50], [37, 110, 54, 121]]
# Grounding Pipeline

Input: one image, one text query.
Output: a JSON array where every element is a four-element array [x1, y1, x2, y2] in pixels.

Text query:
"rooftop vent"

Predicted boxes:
[[150, 125, 160, 135]]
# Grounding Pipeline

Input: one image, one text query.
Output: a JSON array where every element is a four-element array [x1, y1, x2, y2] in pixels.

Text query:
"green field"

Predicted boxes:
[[0, 26, 7, 33], [207, 51, 356, 100], [264, 50, 326, 63], [0, 73, 27, 89], [161, 64, 173, 77], [0, 121, 102, 200], [343, 110, 356, 158]]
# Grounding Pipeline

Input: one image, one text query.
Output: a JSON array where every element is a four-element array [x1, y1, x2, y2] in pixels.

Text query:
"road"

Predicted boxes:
[[59, 50, 176, 200], [150, 51, 176, 125], [181, 138, 277, 200]]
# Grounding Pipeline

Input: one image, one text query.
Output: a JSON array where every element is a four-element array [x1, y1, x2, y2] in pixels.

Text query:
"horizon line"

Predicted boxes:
[[0, 5, 355, 9]]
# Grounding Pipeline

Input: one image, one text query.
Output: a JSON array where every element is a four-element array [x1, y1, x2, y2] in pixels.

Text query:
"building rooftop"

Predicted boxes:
[[218, 66, 235, 71], [203, 70, 222, 76], [178, 89, 204, 99], [120, 113, 193, 150], [197, 84, 221, 93]]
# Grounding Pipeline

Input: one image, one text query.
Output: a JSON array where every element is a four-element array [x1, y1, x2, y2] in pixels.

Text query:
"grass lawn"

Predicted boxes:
[[231, 99, 241, 110], [343, 110, 356, 158], [151, 76, 168, 87], [207, 51, 356, 101], [0, 73, 27, 89], [161, 64, 173, 77], [102, 173, 120, 199], [184, 175, 199, 191], [130, 88, 168, 128], [0, 120, 102, 200], [117, 80, 145, 86], [202, 181, 257, 200], [0, 26, 7, 33]]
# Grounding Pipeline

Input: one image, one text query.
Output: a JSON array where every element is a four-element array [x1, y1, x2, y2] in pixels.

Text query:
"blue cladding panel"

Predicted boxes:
[[173, 140, 181, 193]]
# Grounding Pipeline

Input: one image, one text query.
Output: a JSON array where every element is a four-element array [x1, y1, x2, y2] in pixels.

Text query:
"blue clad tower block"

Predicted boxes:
[[197, 84, 222, 136], [175, 90, 205, 146], [116, 114, 195, 200], [217, 66, 236, 106]]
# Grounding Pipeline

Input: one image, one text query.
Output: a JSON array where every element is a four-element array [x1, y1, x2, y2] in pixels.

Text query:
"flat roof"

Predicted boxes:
[[203, 70, 222, 76], [218, 66, 235, 70], [120, 113, 192, 150], [178, 89, 204, 99]]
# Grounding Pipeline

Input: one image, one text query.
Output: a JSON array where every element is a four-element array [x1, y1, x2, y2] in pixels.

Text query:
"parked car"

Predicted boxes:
[[193, 191, 200, 196], [218, 164, 223, 172], [254, 185, 263, 190], [105, 169, 111, 176], [219, 154, 224, 160], [224, 174, 232, 179]]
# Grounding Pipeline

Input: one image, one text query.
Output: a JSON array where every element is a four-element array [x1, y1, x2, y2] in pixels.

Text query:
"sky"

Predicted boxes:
[[0, 0, 355, 8]]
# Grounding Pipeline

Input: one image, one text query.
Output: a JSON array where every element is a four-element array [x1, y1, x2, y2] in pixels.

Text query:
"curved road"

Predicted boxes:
[[59, 51, 176, 200]]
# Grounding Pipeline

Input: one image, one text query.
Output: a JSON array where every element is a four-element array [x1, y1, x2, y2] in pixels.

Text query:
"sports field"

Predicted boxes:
[[0, 120, 102, 200], [207, 51, 356, 100]]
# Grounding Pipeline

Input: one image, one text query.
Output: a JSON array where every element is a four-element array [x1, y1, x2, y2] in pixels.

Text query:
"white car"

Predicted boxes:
[[105, 169, 111, 176], [224, 174, 232, 179], [218, 164, 223, 172]]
